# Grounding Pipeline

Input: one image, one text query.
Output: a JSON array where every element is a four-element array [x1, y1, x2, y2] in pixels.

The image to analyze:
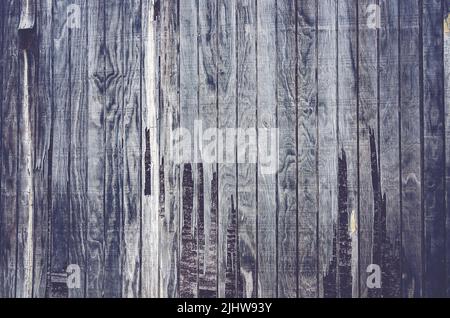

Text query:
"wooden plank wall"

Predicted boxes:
[[0, 0, 449, 298]]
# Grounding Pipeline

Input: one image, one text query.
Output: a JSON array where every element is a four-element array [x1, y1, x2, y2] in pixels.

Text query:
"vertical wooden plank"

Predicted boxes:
[[103, 0, 124, 298], [236, 0, 257, 298], [86, 0, 106, 298], [179, 0, 198, 298], [198, 0, 218, 298], [217, 0, 237, 298], [122, 0, 142, 298], [32, 0, 52, 298], [400, 0, 423, 298], [159, 0, 180, 298], [49, 0, 71, 298], [257, 0, 277, 298], [444, 1, 450, 297], [317, 0, 338, 298], [358, 0, 379, 298], [0, 0, 19, 298], [141, 0, 160, 298], [277, 0, 298, 298], [16, 0, 36, 298], [69, 0, 88, 298], [379, 0, 401, 297], [337, 0, 358, 298], [422, 0, 446, 297]]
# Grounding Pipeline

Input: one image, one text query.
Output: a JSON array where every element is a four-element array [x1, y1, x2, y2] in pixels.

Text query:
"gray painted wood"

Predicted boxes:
[[159, 0, 180, 298], [217, 0, 238, 298], [122, 0, 142, 298], [400, 0, 423, 298], [358, 0, 379, 298], [317, 0, 338, 298], [379, 0, 401, 298], [198, 0, 218, 298], [337, 0, 358, 298], [257, 0, 277, 298], [179, 0, 198, 298], [236, 0, 257, 298], [297, 0, 318, 299], [422, 0, 446, 298], [68, 0, 88, 298], [0, 0, 449, 298], [32, 0, 52, 298], [141, 0, 160, 298], [445, 0, 450, 297], [0, 0, 19, 299], [86, 0, 106, 298]]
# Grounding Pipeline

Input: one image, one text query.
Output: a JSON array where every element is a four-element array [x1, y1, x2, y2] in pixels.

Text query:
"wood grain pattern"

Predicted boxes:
[[337, 0, 358, 298], [379, 0, 401, 298], [217, 0, 238, 298], [236, 0, 257, 298], [422, 0, 446, 298], [317, 0, 338, 298], [122, 0, 142, 298], [198, 0, 218, 298], [141, 0, 160, 298], [257, 0, 277, 298], [0, 0, 449, 298], [86, 0, 106, 298], [400, 0, 423, 298], [159, 0, 180, 298], [68, 0, 88, 298]]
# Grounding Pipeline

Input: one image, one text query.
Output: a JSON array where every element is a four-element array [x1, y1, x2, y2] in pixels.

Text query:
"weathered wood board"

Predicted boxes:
[[0, 0, 449, 298]]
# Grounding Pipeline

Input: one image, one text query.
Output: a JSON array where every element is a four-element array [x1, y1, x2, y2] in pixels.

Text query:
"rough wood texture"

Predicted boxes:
[[0, 0, 449, 298]]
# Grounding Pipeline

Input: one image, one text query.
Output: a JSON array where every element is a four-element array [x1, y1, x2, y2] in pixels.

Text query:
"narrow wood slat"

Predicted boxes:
[[122, 0, 142, 298], [277, 0, 298, 298], [379, 0, 401, 297], [337, 0, 358, 298], [444, 0, 450, 297], [86, 0, 106, 298], [68, 0, 88, 298], [236, 0, 257, 298], [179, 0, 198, 298], [257, 0, 277, 298], [217, 0, 238, 298], [198, 0, 218, 298], [400, 0, 423, 298], [422, 0, 446, 297], [32, 0, 52, 297], [317, 0, 338, 298], [141, 0, 160, 298], [159, 0, 180, 298]]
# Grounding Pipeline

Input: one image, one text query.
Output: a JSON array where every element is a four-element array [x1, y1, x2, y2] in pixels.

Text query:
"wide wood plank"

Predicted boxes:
[[257, 0, 277, 298], [217, 0, 238, 298], [198, 0, 218, 298], [400, 0, 423, 297], [422, 0, 446, 297], [277, 0, 298, 298]]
